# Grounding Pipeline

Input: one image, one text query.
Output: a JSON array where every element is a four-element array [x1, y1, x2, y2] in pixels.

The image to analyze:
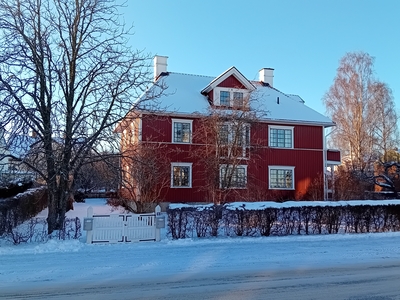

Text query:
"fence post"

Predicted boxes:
[[155, 205, 161, 242], [86, 206, 94, 244]]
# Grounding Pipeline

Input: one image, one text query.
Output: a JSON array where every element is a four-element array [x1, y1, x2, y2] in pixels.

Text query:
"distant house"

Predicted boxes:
[[0, 128, 9, 175], [116, 56, 341, 204], [0, 129, 36, 184]]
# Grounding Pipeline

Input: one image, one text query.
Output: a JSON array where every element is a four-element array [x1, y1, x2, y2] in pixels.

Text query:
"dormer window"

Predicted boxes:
[[233, 92, 244, 106], [214, 87, 248, 108], [220, 91, 230, 106]]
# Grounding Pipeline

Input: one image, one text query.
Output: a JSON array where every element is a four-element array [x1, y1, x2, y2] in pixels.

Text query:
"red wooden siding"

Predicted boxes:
[[252, 123, 324, 150], [327, 149, 341, 162], [294, 125, 323, 149], [207, 91, 213, 103], [217, 75, 246, 89], [123, 114, 327, 203], [248, 148, 323, 200], [141, 115, 171, 142]]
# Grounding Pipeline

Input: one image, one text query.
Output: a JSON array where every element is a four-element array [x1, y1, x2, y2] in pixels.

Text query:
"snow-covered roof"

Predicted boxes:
[[201, 66, 256, 93], [138, 71, 334, 127], [7, 135, 35, 158]]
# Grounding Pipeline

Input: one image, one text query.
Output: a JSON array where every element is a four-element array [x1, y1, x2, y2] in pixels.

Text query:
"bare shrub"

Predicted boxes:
[[254, 208, 278, 236], [333, 167, 371, 200], [167, 207, 193, 239], [167, 203, 400, 239], [4, 217, 81, 245]]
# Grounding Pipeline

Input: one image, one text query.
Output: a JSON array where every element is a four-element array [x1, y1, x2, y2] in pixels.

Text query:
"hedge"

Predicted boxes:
[[0, 187, 48, 236], [167, 201, 400, 239]]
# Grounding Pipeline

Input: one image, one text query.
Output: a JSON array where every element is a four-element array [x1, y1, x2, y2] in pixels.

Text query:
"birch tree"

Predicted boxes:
[[370, 82, 398, 163], [323, 52, 397, 173], [0, 0, 161, 234]]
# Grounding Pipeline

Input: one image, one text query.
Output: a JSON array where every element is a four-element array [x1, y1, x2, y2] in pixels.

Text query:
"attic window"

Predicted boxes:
[[233, 92, 243, 106], [214, 87, 248, 108], [220, 91, 230, 106]]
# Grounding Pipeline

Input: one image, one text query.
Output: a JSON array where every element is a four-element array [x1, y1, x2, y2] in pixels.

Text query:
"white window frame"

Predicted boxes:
[[172, 119, 193, 144], [171, 162, 192, 188], [268, 125, 294, 149], [214, 87, 249, 107], [218, 122, 250, 158], [219, 164, 247, 189], [268, 166, 295, 190]]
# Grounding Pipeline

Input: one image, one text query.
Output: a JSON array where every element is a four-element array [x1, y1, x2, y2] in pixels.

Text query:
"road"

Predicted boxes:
[[2, 261, 400, 300]]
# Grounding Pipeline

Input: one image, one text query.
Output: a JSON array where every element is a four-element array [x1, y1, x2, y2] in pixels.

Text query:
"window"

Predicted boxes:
[[218, 123, 250, 146], [218, 124, 230, 145], [269, 126, 293, 148], [233, 92, 244, 107], [172, 119, 192, 143], [214, 87, 249, 107], [171, 163, 192, 188], [220, 91, 230, 106], [220, 165, 247, 188], [235, 123, 250, 147], [269, 166, 295, 189], [218, 122, 250, 158]]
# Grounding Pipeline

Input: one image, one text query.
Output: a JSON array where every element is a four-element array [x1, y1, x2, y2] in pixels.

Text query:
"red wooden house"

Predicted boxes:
[[117, 56, 340, 204]]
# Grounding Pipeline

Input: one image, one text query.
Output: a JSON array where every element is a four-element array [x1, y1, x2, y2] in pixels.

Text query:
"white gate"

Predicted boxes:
[[84, 206, 163, 243]]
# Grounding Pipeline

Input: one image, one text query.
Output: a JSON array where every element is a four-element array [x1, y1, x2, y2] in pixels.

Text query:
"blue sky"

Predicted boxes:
[[120, 0, 400, 115]]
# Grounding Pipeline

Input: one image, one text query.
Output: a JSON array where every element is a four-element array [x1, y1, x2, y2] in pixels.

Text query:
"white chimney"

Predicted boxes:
[[259, 68, 274, 87], [153, 55, 168, 82]]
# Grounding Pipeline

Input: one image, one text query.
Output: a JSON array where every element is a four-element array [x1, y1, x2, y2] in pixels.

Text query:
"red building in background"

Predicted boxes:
[[117, 56, 340, 204]]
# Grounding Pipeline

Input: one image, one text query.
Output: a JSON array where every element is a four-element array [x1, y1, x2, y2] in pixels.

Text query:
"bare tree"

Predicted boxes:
[[73, 152, 119, 194], [0, 0, 161, 233], [370, 82, 398, 163], [192, 95, 266, 204], [119, 142, 170, 213], [323, 52, 398, 174]]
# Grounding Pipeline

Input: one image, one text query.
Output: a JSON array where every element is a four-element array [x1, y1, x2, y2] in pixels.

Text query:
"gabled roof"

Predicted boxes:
[[201, 67, 256, 94], [135, 71, 335, 127], [6, 135, 35, 158]]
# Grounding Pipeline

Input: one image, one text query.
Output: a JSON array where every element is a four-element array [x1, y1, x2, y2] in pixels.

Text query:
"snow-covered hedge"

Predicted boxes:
[[0, 187, 47, 236], [0, 179, 33, 198], [167, 200, 400, 239]]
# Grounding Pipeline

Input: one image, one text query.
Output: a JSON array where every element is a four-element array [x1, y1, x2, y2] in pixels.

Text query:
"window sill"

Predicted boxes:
[[172, 141, 192, 145], [269, 146, 294, 149], [220, 187, 247, 190], [171, 186, 192, 189]]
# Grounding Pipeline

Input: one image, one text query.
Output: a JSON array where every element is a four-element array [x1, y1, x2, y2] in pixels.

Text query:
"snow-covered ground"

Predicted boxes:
[[2, 198, 400, 292]]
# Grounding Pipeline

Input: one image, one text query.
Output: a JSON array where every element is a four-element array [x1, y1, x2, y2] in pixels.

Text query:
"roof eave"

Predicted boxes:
[[264, 118, 336, 127], [201, 66, 256, 94]]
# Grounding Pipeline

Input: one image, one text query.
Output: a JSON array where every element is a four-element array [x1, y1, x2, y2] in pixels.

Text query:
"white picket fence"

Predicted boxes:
[[84, 205, 164, 243]]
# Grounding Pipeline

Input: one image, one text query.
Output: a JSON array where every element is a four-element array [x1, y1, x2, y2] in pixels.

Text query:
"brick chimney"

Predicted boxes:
[[153, 55, 168, 82], [259, 68, 274, 87]]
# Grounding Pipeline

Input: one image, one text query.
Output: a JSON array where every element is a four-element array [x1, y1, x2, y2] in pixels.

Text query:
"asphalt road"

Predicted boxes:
[[2, 261, 400, 300]]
